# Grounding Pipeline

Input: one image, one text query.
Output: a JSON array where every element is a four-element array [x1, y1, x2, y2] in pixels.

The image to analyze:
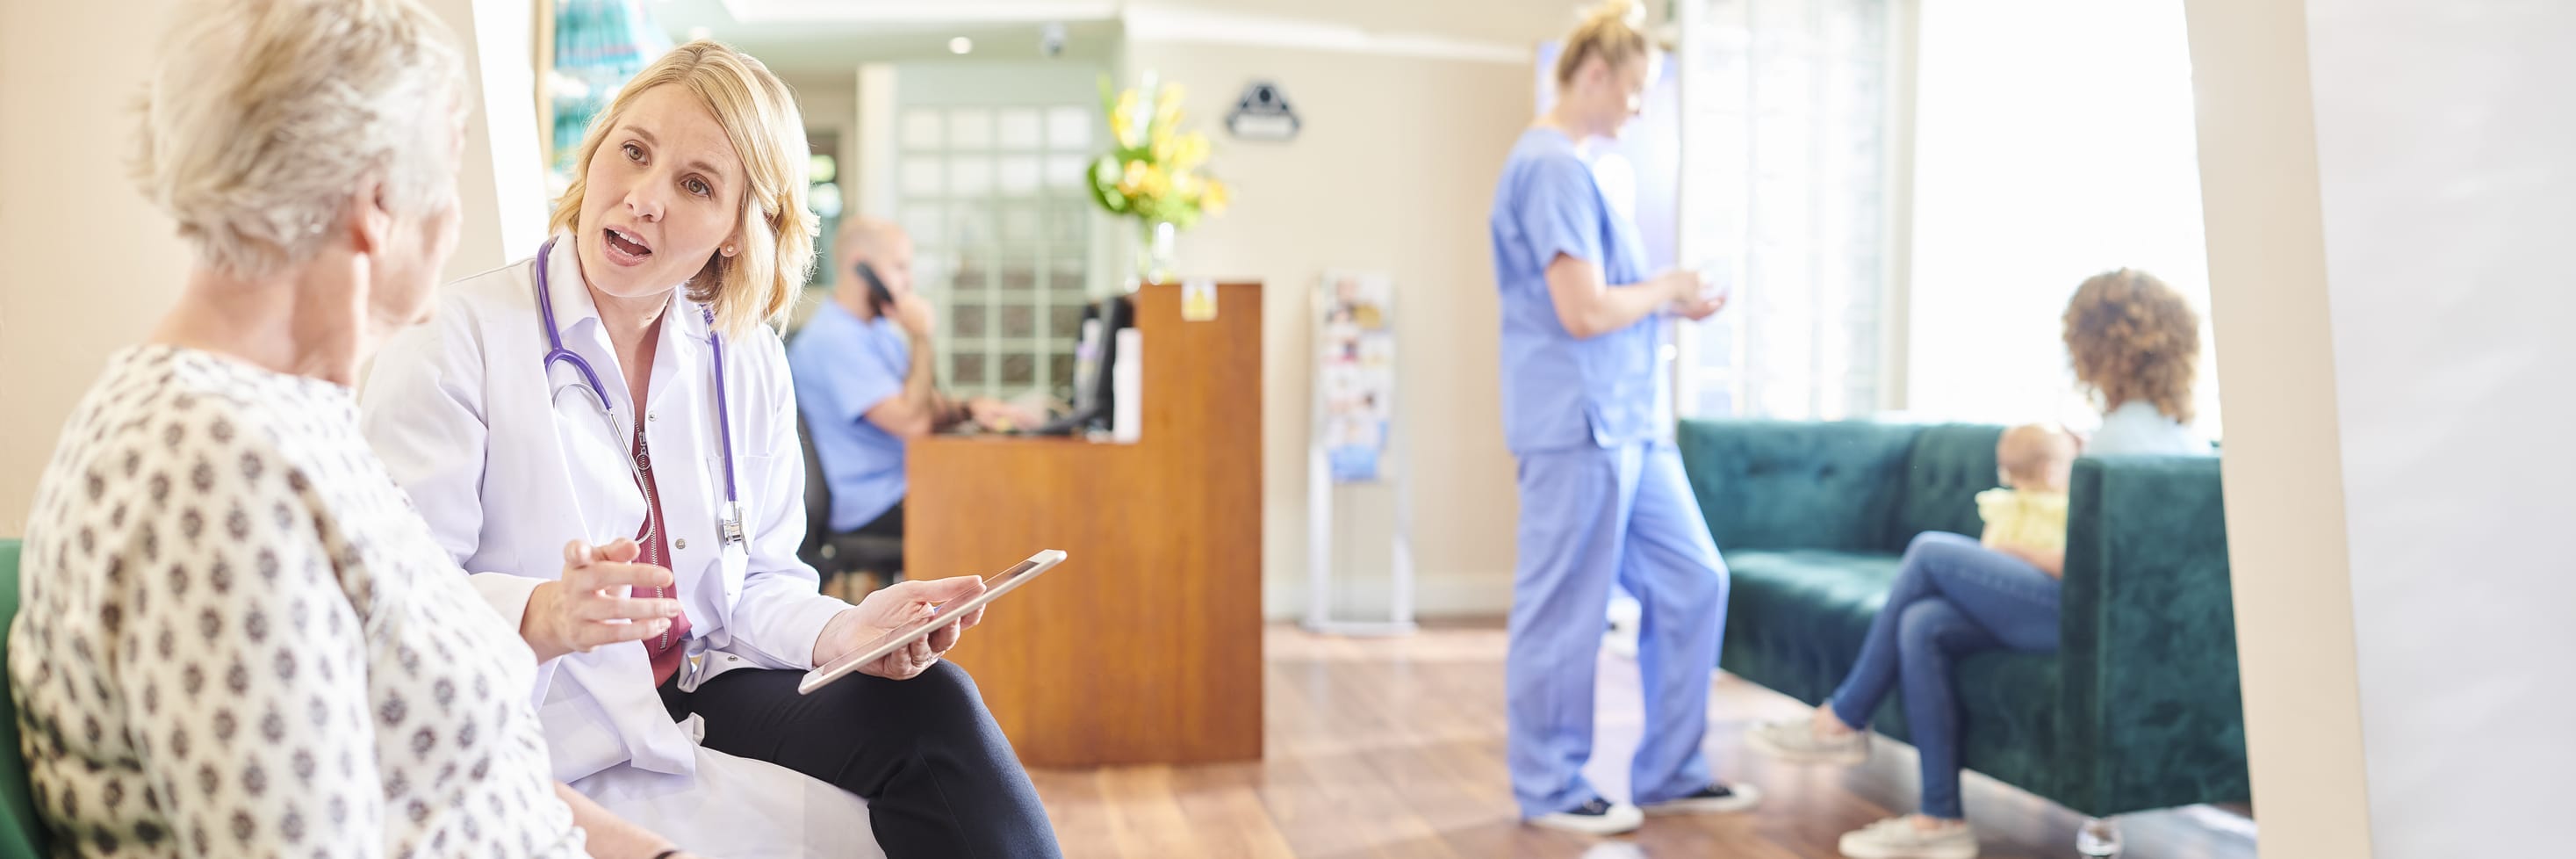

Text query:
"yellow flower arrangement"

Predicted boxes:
[[1087, 76, 1230, 229]]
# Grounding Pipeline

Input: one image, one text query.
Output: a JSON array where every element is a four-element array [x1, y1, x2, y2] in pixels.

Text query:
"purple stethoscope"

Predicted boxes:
[[535, 237, 746, 550]]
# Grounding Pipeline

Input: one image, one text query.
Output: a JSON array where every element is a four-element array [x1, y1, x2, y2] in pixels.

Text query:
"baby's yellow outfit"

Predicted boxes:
[[1976, 488, 2069, 552]]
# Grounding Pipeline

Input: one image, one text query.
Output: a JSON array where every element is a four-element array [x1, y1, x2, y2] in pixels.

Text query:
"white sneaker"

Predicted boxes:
[[1529, 797, 1644, 836], [1604, 624, 1641, 659], [1746, 718, 1870, 766], [1837, 816, 1979, 859], [1605, 596, 1643, 658], [1642, 783, 1762, 816]]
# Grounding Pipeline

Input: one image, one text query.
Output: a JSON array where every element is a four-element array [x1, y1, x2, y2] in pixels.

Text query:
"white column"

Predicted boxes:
[[424, 0, 549, 278], [2183, 1, 2376, 856], [857, 64, 899, 221]]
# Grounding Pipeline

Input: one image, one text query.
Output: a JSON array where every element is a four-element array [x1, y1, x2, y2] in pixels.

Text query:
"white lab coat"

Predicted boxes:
[[360, 238, 879, 858]]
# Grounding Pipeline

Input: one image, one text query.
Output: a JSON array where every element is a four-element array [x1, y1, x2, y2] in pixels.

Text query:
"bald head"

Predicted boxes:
[[838, 217, 906, 262], [833, 217, 916, 315]]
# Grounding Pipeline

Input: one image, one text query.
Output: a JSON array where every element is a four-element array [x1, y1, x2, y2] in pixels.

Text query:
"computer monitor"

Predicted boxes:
[[1035, 292, 1134, 436]]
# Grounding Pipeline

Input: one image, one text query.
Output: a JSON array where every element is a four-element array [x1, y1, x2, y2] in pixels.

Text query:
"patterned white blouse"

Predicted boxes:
[[9, 346, 584, 858]]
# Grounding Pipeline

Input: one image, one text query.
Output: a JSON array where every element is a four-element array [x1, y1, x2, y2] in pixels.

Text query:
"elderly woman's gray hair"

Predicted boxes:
[[134, 0, 467, 278]]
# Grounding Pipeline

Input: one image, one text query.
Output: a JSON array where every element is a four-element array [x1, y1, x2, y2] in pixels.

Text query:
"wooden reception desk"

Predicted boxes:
[[905, 281, 1263, 768]]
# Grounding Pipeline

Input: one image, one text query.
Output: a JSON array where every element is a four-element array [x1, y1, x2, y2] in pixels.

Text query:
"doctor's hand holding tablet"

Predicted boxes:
[[809, 575, 989, 681], [800, 549, 1069, 693]]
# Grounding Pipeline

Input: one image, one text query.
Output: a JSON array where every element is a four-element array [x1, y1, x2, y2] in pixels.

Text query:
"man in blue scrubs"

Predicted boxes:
[[788, 219, 1033, 541], [1492, 4, 1754, 836]]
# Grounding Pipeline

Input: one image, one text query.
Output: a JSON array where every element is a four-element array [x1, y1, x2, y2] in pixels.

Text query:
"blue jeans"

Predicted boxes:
[[1828, 531, 2062, 820], [1507, 442, 1730, 817]]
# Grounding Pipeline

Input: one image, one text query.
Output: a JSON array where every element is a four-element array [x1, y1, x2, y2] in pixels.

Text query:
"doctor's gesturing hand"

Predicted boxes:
[[810, 575, 991, 680], [521, 538, 685, 663]]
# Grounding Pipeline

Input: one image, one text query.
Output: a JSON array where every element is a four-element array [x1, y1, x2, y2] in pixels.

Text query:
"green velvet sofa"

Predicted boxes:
[[1674, 420, 2249, 820], [0, 539, 49, 857]]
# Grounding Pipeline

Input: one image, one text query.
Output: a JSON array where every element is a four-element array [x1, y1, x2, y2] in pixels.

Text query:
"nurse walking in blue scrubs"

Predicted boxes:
[[1493, 0, 1754, 837]]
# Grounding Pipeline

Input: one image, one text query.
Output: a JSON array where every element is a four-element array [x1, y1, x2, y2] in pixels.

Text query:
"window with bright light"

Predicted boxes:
[[1903, 0, 2219, 437], [1674, 0, 1896, 422]]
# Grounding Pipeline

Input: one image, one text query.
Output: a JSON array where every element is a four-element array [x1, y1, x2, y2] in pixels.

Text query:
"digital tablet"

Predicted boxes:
[[797, 549, 1067, 695]]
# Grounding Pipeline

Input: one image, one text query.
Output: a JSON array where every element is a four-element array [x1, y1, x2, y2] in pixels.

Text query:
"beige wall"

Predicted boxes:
[[0, 0, 190, 538], [1123, 41, 1533, 619], [0, 0, 541, 538], [779, 72, 859, 197], [2182, 0, 2377, 856]]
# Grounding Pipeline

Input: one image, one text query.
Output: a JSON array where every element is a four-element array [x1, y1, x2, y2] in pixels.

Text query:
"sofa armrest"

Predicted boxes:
[[2055, 457, 2252, 815]]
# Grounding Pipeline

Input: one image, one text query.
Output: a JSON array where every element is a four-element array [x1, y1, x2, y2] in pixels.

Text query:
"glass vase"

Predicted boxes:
[[1134, 219, 1176, 286]]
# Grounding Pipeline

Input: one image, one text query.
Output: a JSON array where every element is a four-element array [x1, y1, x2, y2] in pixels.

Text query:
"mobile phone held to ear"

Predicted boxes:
[[855, 262, 895, 315]]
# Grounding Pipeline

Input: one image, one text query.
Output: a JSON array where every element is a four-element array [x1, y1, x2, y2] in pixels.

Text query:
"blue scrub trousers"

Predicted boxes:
[[1507, 441, 1730, 817]]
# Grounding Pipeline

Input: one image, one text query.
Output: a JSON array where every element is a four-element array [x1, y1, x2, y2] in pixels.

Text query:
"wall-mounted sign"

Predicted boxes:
[[1227, 80, 1301, 142]]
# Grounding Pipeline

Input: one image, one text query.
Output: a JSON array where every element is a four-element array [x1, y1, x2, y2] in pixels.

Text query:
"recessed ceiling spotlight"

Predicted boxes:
[[950, 36, 974, 55]]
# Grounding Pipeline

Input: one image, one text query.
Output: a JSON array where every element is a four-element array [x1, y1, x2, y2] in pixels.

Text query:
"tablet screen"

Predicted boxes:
[[798, 549, 1065, 695]]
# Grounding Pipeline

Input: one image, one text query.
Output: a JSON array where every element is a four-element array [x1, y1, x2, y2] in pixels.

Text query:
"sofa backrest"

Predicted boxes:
[[2055, 455, 2249, 813], [1883, 424, 2007, 552], [1674, 419, 1918, 552]]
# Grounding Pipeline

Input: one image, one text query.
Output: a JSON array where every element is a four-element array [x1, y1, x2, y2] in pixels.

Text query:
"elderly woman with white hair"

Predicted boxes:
[[8, 1, 703, 856]]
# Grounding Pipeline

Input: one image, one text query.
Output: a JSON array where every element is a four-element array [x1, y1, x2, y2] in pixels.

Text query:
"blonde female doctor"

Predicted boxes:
[[359, 42, 1061, 859]]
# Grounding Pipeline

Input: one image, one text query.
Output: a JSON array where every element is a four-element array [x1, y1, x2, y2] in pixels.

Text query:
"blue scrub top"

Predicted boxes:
[[787, 298, 912, 531], [1489, 126, 1666, 456]]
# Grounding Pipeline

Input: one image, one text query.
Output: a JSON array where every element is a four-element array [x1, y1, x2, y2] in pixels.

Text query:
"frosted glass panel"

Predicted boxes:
[[900, 158, 944, 196], [1047, 106, 1090, 149], [950, 157, 993, 197], [1046, 155, 1087, 191], [899, 205, 943, 246], [901, 110, 943, 149], [952, 207, 994, 246], [1049, 203, 1088, 244], [997, 109, 1043, 149], [949, 109, 993, 149], [889, 76, 1105, 403], [1002, 208, 1040, 243], [998, 156, 1042, 196]]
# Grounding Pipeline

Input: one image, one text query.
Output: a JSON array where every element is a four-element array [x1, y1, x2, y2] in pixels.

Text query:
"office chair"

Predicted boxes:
[[796, 413, 905, 599]]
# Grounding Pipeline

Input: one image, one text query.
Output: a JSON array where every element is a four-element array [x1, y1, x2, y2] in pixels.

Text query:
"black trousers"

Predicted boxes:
[[659, 662, 1061, 859]]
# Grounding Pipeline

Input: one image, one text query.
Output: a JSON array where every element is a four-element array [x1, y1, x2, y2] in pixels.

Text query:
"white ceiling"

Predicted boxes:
[[649, 0, 1126, 76], [644, 0, 1571, 76]]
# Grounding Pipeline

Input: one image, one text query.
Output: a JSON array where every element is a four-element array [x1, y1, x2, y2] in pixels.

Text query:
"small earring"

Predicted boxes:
[[722, 245, 737, 257]]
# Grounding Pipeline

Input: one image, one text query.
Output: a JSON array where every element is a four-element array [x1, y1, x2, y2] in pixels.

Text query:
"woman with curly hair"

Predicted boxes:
[[2063, 269, 2214, 456], [1744, 270, 2213, 859]]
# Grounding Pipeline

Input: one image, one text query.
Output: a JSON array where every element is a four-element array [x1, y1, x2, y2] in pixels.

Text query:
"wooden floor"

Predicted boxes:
[[1027, 624, 2256, 859]]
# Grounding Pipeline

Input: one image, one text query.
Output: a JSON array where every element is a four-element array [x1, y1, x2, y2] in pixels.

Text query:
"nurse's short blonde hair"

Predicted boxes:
[[134, 0, 465, 278], [549, 41, 816, 339], [1555, 0, 1655, 86]]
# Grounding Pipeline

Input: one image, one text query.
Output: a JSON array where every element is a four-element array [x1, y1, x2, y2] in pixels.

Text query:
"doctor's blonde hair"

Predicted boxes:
[[550, 40, 815, 338]]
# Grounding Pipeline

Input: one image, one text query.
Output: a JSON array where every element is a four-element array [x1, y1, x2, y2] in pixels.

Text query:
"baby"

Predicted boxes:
[[1978, 423, 2080, 571]]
